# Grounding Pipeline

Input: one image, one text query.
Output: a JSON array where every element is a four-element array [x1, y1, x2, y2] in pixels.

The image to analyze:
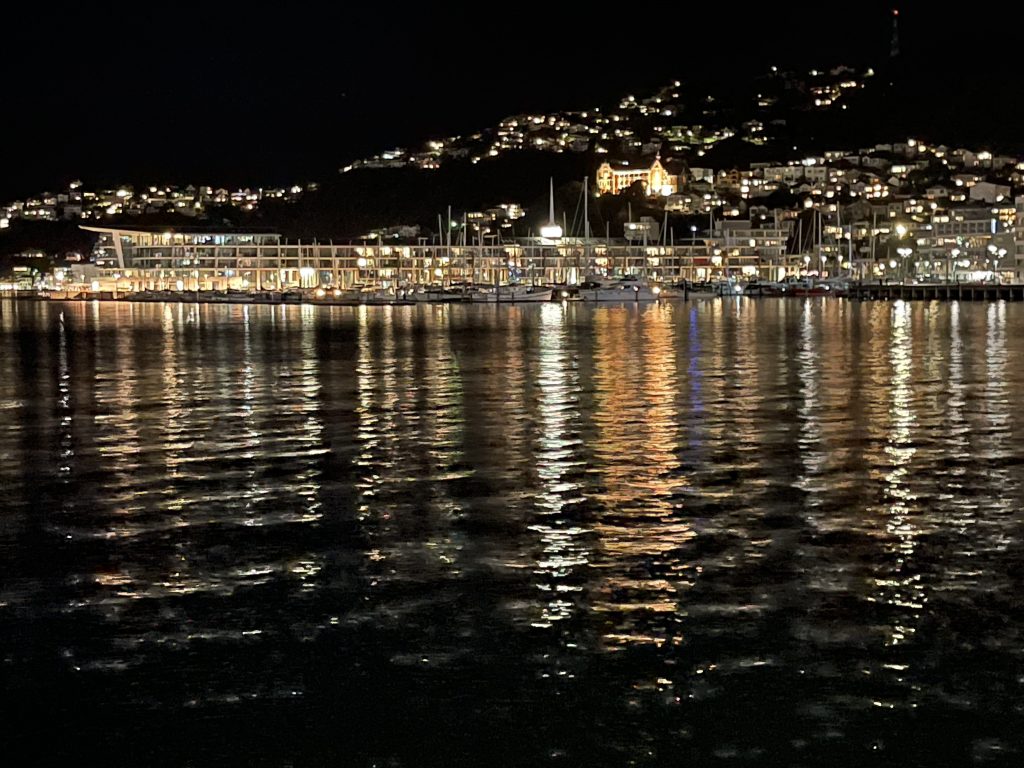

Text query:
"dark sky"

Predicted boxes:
[[1, 1, 1019, 199]]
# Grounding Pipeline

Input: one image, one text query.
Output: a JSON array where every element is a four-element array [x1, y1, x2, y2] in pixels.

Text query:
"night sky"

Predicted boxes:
[[2, 2, 1019, 199]]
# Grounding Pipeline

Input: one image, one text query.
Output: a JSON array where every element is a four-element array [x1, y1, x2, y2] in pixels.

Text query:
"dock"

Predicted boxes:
[[848, 282, 1024, 302]]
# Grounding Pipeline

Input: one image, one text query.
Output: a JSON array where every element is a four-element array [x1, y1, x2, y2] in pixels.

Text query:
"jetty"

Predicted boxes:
[[848, 282, 1024, 301]]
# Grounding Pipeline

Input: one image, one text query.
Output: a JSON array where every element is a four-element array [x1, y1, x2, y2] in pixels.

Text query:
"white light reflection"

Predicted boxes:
[[529, 303, 588, 628], [292, 303, 324, 527], [878, 300, 924, 647], [57, 310, 73, 478], [795, 299, 826, 495], [983, 301, 1012, 510]]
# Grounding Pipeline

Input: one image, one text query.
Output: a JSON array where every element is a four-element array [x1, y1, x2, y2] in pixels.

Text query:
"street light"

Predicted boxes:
[[996, 248, 1007, 283], [897, 246, 913, 283]]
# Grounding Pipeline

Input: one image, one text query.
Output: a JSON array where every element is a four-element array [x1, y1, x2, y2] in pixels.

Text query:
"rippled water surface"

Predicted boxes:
[[2, 298, 1023, 766]]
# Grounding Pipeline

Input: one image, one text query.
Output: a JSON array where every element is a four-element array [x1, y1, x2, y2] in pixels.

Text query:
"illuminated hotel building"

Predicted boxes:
[[596, 157, 682, 197]]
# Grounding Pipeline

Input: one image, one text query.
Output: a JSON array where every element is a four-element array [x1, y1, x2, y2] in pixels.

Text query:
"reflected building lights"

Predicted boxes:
[[590, 306, 691, 650]]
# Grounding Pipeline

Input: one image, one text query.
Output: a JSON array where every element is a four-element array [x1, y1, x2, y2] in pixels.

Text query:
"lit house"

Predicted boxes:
[[596, 157, 682, 196]]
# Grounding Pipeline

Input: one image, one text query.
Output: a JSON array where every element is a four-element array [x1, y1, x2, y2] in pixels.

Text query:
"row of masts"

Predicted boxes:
[[419, 179, 894, 282]]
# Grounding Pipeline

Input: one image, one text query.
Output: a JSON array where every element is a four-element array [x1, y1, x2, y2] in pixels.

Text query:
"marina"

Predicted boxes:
[[17, 277, 1024, 305], [12, 213, 1019, 305]]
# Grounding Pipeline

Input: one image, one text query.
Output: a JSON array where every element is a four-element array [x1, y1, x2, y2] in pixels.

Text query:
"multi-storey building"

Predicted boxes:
[[1015, 196, 1024, 281], [596, 157, 682, 196]]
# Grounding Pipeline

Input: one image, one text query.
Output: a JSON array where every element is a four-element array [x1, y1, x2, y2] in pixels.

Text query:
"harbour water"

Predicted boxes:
[[1, 298, 1023, 766]]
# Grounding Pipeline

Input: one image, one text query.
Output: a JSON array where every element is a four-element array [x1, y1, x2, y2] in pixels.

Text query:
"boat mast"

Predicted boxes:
[[606, 221, 612, 277], [548, 178, 556, 285], [815, 209, 822, 276], [797, 216, 803, 275], [628, 202, 633, 276], [670, 227, 675, 282], [583, 176, 589, 280], [847, 212, 854, 279], [642, 226, 648, 281], [870, 211, 877, 280], [835, 205, 842, 279]]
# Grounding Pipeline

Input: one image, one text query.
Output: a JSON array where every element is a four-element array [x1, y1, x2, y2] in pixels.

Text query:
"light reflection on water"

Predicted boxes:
[[1, 297, 1023, 766]]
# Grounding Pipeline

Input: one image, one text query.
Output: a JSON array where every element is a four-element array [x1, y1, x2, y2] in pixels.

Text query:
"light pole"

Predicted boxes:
[[897, 247, 913, 284], [949, 248, 960, 283], [988, 245, 1007, 283]]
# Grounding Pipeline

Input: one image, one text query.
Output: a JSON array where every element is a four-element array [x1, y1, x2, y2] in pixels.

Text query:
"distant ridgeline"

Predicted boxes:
[[340, 65, 876, 174], [3, 58, 1024, 263]]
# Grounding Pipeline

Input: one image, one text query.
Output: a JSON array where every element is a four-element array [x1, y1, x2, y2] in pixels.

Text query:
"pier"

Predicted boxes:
[[848, 282, 1024, 301]]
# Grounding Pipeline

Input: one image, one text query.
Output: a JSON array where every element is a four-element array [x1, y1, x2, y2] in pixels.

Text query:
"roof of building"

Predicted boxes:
[[81, 225, 281, 236]]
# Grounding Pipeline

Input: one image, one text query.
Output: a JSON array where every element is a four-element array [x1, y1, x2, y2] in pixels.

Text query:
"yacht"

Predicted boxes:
[[577, 275, 659, 302], [778, 276, 831, 297], [470, 284, 554, 303], [654, 284, 686, 299], [742, 279, 784, 297], [406, 285, 465, 303], [682, 281, 720, 299]]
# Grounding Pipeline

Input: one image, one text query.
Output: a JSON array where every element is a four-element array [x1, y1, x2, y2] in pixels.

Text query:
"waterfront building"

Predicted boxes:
[[714, 220, 791, 280], [910, 205, 1016, 281], [1015, 196, 1024, 281], [80, 222, 798, 292]]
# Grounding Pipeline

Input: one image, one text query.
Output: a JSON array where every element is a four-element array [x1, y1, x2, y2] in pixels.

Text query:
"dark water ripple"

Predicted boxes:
[[1, 298, 1023, 766]]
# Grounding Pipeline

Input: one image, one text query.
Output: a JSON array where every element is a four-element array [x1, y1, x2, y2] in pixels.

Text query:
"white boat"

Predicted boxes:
[[407, 286, 465, 303], [677, 281, 731, 299], [742, 280, 785, 296], [717, 278, 746, 296], [777, 276, 830, 296], [686, 283, 720, 299], [655, 284, 686, 299], [470, 285, 554, 303], [578, 276, 659, 302]]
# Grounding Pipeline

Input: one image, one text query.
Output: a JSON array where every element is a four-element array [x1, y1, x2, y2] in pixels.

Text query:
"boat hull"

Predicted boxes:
[[471, 289, 554, 303], [578, 287, 658, 302]]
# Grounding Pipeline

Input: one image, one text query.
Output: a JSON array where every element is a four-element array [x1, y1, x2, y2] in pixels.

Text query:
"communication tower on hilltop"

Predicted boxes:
[[890, 9, 900, 58]]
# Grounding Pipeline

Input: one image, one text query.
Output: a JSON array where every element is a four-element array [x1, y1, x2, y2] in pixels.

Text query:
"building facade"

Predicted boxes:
[[81, 223, 797, 291], [1016, 196, 1024, 281], [596, 157, 682, 196]]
